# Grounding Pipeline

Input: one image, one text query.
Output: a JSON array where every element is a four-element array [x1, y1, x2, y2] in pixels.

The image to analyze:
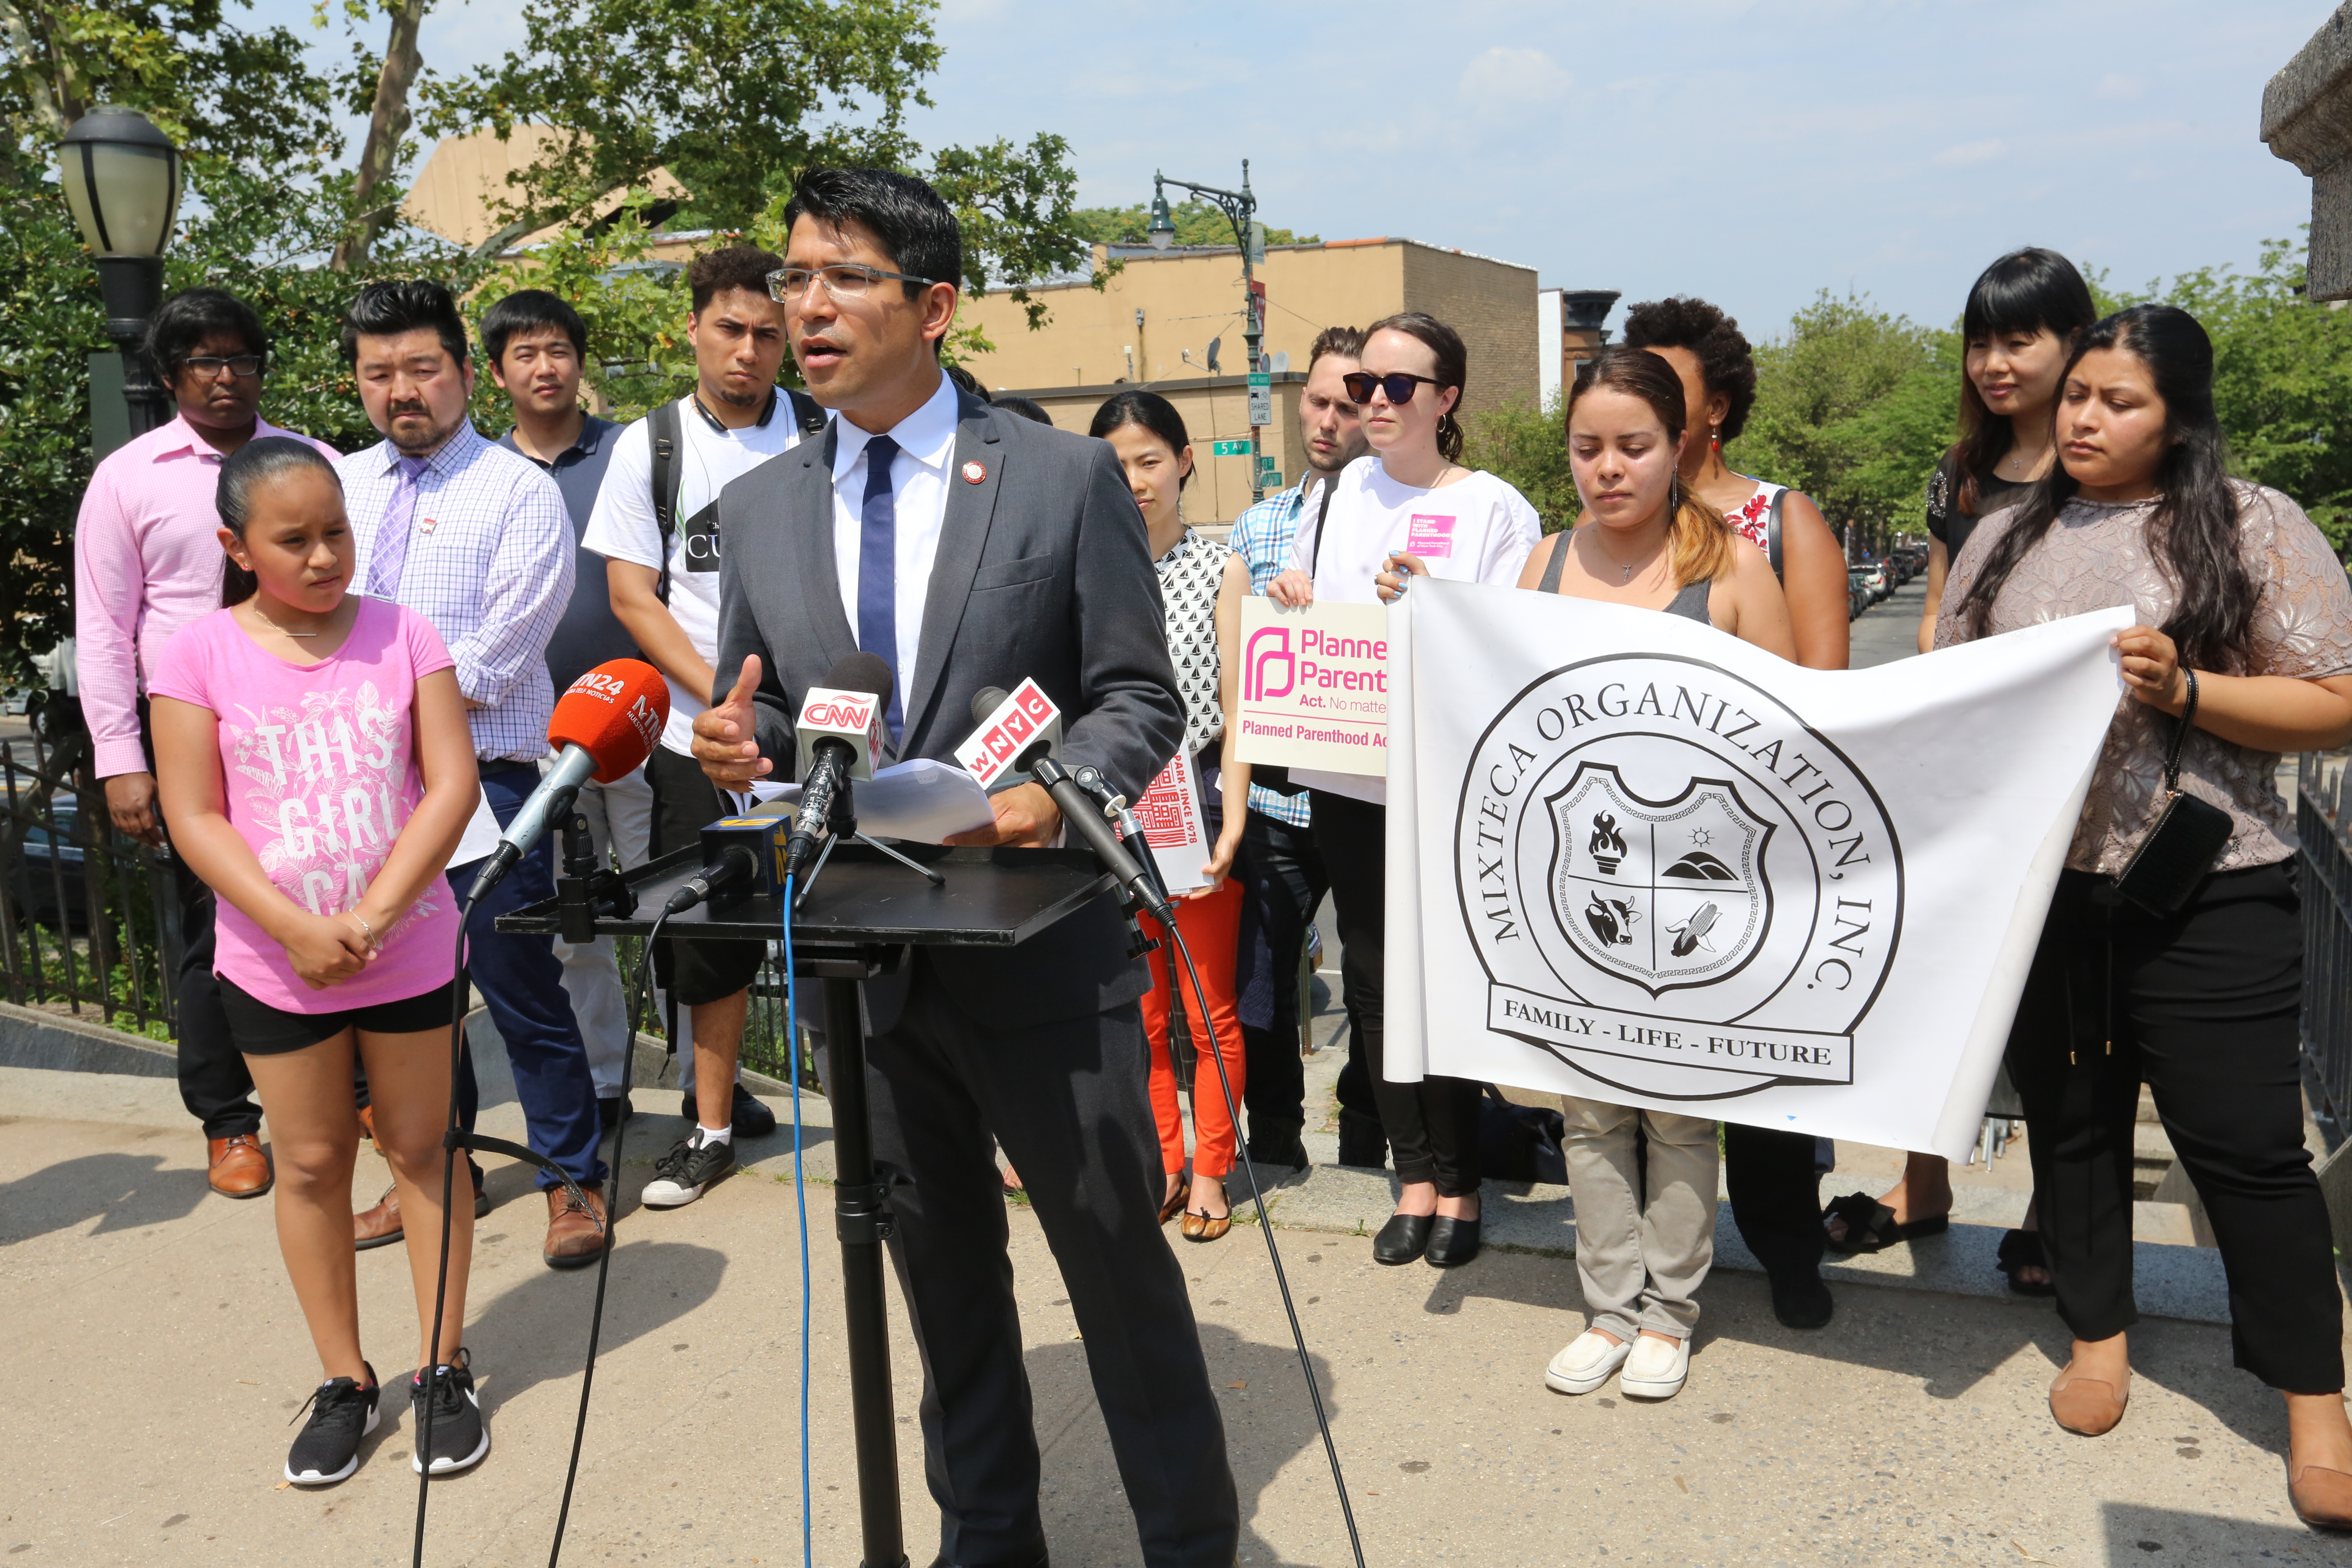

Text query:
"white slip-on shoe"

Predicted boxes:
[[1619, 1334, 1690, 1400], [1544, 1330, 1632, 1396]]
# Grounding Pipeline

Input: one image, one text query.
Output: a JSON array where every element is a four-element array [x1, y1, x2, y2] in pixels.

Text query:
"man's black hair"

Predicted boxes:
[[340, 279, 470, 368], [480, 288, 587, 365], [146, 288, 267, 385], [688, 245, 785, 313], [782, 167, 962, 304]]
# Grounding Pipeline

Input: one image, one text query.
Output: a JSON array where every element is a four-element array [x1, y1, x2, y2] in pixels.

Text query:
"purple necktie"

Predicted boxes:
[[365, 456, 431, 601]]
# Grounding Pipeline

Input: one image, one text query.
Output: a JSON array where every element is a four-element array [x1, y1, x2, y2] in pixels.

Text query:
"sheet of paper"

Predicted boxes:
[[747, 757, 996, 843], [1131, 753, 1211, 894], [445, 784, 498, 871], [1233, 597, 1390, 777]]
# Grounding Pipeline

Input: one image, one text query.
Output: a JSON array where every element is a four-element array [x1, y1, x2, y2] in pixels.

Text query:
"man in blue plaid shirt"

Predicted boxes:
[[1227, 325, 1388, 1169]]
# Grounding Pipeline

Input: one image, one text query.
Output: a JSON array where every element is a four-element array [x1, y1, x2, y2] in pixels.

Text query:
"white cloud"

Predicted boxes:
[[1458, 47, 1574, 106], [2095, 73, 2145, 100], [1931, 139, 2008, 168]]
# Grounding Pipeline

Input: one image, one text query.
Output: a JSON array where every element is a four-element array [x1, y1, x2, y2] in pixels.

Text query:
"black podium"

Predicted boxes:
[[499, 840, 1116, 1568]]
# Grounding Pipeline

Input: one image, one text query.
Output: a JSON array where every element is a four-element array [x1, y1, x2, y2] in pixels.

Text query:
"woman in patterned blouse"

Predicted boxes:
[[1089, 390, 1256, 1241], [1940, 304, 2352, 1526]]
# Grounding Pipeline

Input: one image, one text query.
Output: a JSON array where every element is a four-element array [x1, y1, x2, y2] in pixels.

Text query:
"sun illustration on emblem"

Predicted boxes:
[[1689, 827, 1712, 846]]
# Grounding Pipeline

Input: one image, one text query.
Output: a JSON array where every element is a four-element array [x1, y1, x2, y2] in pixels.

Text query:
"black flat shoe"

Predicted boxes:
[[1768, 1267, 1834, 1329], [1373, 1211, 1432, 1265], [1424, 1214, 1481, 1268]]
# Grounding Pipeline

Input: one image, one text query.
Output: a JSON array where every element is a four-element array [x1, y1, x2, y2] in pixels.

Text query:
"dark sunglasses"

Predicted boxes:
[[1342, 370, 1443, 405]]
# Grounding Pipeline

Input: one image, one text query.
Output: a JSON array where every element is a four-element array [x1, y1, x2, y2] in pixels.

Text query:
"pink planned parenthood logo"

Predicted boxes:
[[1452, 653, 1903, 1100]]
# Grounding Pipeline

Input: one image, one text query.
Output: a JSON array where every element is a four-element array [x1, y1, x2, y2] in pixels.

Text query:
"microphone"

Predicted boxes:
[[663, 844, 760, 915], [965, 687, 1174, 924], [1073, 763, 1173, 911], [465, 659, 670, 904], [955, 679, 1063, 792], [783, 652, 894, 886]]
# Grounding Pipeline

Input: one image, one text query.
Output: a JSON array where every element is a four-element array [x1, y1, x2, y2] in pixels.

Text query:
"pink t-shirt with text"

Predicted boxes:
[[149, 599, 463, 1013]]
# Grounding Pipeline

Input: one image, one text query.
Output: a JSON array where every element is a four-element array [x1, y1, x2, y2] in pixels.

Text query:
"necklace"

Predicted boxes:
[[248, 608, 321, 638], [1588, 528, 1664, 585]]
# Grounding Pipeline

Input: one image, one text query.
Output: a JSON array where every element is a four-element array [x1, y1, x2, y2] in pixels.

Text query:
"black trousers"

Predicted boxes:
[[167, 848, 261, 1137], [1234, 806, 1376, 1150], [2007, 862, 2343, 1393], [1309, 790, 1482, 1197], [1723, 1124, 1825, 1279], [864, 954, 1238, 1567]]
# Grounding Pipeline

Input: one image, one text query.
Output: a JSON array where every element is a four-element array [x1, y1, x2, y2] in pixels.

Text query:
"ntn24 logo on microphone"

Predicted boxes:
[[957, 679, 1061, 788]]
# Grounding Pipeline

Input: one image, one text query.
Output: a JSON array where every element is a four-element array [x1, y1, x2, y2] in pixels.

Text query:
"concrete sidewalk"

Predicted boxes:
[[7, 1031, 2352, 1568]]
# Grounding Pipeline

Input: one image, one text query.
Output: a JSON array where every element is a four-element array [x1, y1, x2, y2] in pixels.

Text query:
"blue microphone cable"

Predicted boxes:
[[782, 872, 814, 1568]]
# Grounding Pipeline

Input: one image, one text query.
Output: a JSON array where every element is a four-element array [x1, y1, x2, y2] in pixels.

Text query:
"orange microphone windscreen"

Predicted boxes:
[[549, 659, 672, 782]]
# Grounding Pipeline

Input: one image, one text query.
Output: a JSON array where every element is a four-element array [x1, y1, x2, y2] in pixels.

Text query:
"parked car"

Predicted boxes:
[[1859, 562, 1892, 600], [0, 688, 28, 717], [1848, 571, 1873, 619], [4, 791, 91, 933]]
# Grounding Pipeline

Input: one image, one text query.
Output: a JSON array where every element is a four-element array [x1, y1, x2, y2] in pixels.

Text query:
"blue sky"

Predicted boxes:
[[247, 0, 2333, 341]]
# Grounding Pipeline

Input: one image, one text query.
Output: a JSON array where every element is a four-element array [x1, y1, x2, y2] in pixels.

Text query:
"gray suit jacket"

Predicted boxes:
[[713, 388, 1184, 1028]]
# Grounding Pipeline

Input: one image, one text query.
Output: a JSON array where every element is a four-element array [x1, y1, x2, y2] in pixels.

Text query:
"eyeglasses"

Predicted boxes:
[[183, 354, 263, 381], [1342, 370, 1443, 405], [766, 263, 936, 304]]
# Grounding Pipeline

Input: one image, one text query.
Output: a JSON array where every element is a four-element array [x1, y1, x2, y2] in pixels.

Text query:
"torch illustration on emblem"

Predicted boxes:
[[1588, 811, 1627, 875]]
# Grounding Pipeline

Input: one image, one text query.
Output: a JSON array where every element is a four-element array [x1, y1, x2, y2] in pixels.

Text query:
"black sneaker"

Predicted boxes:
[[680, 1082, 776, 1138], [642, 1131, 736, 1208], [409, 1352, 489, 1475], [284, 1365, 380, 1485]]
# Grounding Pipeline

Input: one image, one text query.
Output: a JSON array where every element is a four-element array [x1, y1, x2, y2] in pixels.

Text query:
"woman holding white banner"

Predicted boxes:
[[1508, 347, 1793, 1402], [1089, 390, 1256, 1241], [1269, 311, 1541, 1268], [1942, 303, 2352, 1526]]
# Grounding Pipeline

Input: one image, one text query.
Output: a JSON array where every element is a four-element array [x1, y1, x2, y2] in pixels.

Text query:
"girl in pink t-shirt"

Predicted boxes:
[[151, 437, 484, 1486]]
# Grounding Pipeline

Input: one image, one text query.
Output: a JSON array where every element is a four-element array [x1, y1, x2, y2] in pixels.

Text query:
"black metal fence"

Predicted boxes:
[[2299, 751, 2352, 1135]]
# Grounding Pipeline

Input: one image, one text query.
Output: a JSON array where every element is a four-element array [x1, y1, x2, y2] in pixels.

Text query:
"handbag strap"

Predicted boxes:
[[2162, 668, 2201, 791]]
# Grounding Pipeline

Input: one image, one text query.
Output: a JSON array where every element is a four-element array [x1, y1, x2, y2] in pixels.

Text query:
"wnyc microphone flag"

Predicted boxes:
[[1382, 580, 2130, 1161]]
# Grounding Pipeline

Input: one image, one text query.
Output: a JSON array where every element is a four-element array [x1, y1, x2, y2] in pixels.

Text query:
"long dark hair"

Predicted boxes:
[[1565, 348, 1736, 590], [217, 437, 344, 607], [1088, 389, 1193, 488], [1365, 311, 1468, 462], [1951, 248, 2097, 515], [1958, 304, 2256, 672]]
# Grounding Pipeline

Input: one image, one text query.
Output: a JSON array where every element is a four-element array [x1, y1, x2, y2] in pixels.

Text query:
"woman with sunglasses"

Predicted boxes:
[[1941, 305, 2352, 1525], [1269, 311, 1541, 1269]]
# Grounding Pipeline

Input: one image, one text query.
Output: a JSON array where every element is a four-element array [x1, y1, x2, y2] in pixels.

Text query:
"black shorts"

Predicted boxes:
[[220, 975, 464, 1056], [645, 745, 767, 1006]]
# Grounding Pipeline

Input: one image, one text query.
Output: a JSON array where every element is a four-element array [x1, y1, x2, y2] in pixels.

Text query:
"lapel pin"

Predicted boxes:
[[419, 518, 437, 533], [961, 460, 987, 485]]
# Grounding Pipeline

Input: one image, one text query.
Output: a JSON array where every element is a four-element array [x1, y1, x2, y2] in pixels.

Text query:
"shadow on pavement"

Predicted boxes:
[[0, 1148, 210, 1242], [462, 1234, 727, 1418], [2100, 1501, 2351, 1564]]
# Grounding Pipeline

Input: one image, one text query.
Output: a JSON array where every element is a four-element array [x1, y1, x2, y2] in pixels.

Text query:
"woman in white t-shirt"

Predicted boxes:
[[1269, 311, 1540, 1270]]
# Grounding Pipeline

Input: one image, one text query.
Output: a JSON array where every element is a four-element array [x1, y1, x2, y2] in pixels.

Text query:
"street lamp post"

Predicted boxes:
[[1148, 162, 1271, 504], [60, 105, 183, 440]]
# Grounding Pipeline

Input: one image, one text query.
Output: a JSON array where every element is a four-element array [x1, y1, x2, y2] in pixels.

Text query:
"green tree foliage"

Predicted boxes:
[[1068, 196, 1314, 250], [1463, 394, 1574, 532]]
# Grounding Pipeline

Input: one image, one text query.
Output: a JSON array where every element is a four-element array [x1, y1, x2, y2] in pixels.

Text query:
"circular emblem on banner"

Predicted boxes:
[[1453, 653, 1903, 1100], [961, 460, 987, 485]]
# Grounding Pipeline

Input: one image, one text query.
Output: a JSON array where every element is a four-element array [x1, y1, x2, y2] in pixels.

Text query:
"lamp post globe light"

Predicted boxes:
[[60, 105, 182, 439], [1147, 162, 1267, 501]]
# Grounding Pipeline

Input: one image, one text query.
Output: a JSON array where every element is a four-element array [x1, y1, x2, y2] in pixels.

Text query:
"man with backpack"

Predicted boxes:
[[582, 245, 825, 1205]]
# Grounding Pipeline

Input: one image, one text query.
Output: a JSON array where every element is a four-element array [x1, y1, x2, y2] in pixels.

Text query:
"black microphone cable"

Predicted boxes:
[[1159, 913, 1367, 1568]]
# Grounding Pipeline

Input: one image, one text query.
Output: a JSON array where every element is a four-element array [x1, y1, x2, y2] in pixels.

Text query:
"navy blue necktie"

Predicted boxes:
[[857, 434, 904, 743]]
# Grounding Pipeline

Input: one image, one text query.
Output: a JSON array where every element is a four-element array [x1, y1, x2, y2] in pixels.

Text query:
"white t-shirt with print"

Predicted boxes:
[[581, 397, 806, 754], [1286, 456, 1541, 804]]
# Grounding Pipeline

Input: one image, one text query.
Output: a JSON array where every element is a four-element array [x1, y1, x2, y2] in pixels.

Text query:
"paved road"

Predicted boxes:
[[1851, 574, 1931, 669]]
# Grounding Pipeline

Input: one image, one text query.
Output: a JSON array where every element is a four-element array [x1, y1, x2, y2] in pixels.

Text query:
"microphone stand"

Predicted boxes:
[[791, 771, 946, 912]]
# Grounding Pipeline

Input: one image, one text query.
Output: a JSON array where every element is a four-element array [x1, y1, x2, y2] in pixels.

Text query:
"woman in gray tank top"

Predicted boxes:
[[1517, 348, 1793, 1406]]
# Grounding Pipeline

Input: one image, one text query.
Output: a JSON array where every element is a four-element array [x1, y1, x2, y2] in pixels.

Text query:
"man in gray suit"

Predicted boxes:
[[695, 168, 1238, 1568]]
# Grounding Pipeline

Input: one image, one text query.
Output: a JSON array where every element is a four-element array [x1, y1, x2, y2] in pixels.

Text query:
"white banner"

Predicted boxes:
[[1384, 580, 2129, 1160]]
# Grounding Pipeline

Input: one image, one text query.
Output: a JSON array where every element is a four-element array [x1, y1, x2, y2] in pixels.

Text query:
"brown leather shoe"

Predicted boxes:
[[543, 1184, 608, 1270], [207, 1134, 272, 1198], [2290, 1463, 2352, 1530], [356, 1172, 490, 1250], [357, 1104, 379, 1151], [2048, 1362, 2129, 1435]]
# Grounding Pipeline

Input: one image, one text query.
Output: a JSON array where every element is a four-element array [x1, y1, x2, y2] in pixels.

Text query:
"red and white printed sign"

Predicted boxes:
[[954, 679, 1062, 789], [1132, 752, 1211, 894]]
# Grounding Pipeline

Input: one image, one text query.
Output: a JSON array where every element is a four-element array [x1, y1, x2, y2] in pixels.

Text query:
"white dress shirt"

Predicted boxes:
[[831, 371, 961, 693]]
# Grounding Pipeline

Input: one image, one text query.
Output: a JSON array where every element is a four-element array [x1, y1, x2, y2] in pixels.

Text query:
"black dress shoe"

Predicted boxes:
[[1247, 1130, 1310, 1172], [926, 1538, 1047, 1568], [679, 1082, 777, 1138], [1424, 1214, 1482, 1268], [1373, 1211, 1432, 1265], [1768, 1267, 1834, 1330], [597, 1093, 632, 1131]]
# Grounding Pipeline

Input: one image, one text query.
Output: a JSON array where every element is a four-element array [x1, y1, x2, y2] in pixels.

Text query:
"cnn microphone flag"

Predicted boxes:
[[1381, 579, 2130, 1161]]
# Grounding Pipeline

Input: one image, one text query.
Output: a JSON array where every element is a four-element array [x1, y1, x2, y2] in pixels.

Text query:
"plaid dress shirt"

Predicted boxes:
[[338, 421, 576, 760], [1227, 478, 1317, 828]]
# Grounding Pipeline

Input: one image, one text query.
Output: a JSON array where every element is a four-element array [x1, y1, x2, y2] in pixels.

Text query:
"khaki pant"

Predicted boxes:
[[1561, 1097, 1718, 1342]]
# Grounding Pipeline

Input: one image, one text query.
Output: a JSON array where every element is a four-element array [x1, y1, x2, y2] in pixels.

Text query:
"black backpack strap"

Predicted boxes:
[[784, 386, 827, 436], [1765, 486, 1787, 581], [649, 399, 683, 606], [1306, 477, 1337, 580]]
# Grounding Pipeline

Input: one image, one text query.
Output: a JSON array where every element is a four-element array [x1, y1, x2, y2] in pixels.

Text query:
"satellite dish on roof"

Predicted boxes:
[[1205, 336, 1223, 374], [1270, 351, 1291, 374]]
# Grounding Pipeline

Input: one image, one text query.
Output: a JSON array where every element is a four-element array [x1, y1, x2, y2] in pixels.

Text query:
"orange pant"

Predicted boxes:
[[1140, 876, 1248, 1180]]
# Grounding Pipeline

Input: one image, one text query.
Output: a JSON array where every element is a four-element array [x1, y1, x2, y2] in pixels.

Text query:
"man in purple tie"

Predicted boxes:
[[335, 281, 609, 1275]]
